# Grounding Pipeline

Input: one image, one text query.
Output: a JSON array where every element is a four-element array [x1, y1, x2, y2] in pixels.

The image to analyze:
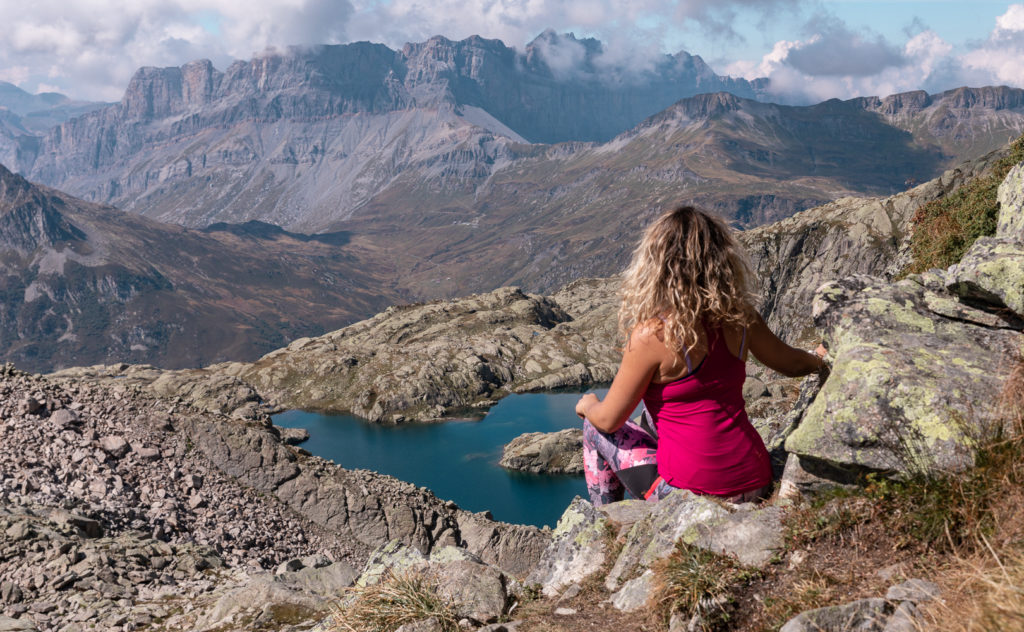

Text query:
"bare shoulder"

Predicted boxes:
[[628, 319, 665, 349]]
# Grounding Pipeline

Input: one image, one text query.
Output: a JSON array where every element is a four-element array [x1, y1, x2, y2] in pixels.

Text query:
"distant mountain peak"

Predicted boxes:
[[0, 163, 85, 253]]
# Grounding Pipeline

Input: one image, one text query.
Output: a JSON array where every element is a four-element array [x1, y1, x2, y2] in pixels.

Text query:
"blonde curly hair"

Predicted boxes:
[[619, 205, 757, 358]]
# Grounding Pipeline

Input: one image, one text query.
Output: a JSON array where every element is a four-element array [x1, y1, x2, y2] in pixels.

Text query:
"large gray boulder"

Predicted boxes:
[[351, 542, 512, 624], [786, 274, 1020, 477], [780, 598, 892, 632], [604, 490, 783, 592], [526, 498, 613, 597]]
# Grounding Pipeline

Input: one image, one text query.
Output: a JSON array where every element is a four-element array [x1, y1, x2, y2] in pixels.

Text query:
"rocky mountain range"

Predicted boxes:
[[2, 35, 1023, 305], [0, 165, 402, 372], [0, 82, 105, 177]]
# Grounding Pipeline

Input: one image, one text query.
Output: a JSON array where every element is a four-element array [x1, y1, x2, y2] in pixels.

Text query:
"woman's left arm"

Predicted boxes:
[[575, 328, 661, 433]]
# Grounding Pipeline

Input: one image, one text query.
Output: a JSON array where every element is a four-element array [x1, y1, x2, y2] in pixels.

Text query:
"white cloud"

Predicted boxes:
[[0, 66, 31, 86], [0, 0, 354, 100], [996, 4, 1024, 32], [725, 6, 1024, 104], [961, 3, 1024, 87]]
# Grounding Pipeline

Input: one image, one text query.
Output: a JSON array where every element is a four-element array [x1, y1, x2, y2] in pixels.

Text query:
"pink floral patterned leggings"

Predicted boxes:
[[582, 416, 670, 505]]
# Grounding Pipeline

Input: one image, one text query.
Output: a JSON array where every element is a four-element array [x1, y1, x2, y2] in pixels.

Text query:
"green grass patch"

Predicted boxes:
[[903, 134, 1024, 275]]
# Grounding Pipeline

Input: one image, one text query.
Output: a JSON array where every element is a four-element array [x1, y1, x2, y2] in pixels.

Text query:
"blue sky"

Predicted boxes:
[[0, 0, 1022, 104]]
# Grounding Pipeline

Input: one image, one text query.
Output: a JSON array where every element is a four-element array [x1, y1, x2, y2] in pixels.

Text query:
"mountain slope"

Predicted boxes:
[[0, 165, 398, 372], [330, 88, 1024, 297]]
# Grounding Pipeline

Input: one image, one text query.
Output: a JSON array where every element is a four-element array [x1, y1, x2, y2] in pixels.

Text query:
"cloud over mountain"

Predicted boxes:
[[726, 3, 1024, 104], [2, 1, 1024, 104]]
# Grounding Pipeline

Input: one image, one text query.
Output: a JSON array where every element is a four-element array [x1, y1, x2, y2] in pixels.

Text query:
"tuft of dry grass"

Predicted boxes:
[[921, 354, 1024, 632], [330, 570, 459, 632], [650, 541, 761, 631]]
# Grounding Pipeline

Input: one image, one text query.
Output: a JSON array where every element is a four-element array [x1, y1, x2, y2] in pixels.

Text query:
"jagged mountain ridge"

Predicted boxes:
[[0, 165, 401, 372], [331, 87, 1024, 297], [5, 35, 1024, 306], [14, 33, 766, 230]]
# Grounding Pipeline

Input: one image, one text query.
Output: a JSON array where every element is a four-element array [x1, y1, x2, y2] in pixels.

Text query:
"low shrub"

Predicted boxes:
[[904, 134, 1024, 275]]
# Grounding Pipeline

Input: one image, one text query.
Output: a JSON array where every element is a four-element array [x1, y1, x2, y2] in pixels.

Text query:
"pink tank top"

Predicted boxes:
[[642, 324, 772, 496]]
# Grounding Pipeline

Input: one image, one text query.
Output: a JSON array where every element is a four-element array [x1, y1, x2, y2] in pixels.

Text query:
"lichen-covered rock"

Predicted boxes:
[[499, 429, 583, 474], [351, 542, 512, 624], [609, 569, 655, 612], [526, 498, 612, 597], [604, 489, 782, 592], [997, 161, 1024, 236], [948, 239, 1024, 317], [435, 559, 510, 623], [787, 274, 1021, 477], [947, 162, 1024, 318]]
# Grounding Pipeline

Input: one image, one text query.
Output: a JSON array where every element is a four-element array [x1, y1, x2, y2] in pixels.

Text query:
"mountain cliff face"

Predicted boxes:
[[0, 165, 400, 372], [6, 37, 1024, 306]]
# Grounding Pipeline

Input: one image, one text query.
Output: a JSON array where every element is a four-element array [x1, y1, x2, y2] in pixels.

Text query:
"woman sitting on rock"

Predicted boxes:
[[575, 205, 827, 505]]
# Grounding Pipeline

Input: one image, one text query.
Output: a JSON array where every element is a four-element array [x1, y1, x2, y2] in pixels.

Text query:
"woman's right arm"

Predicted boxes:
[[746, 312, 826, 377]]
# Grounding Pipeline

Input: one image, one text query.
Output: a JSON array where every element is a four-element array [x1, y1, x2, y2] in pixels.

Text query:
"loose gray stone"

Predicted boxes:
[[886, 579, 941, 603], [49, 409, 80, 427], [780, 598, 892, 632], [0, 616, 37, 631], [435, 559, 508, 623], [98, 436, 129, 459], [882, 601, 921, 632], [610, 569, 655, 612], [395, 618, 443, 632], [743, 376, 769, 401]]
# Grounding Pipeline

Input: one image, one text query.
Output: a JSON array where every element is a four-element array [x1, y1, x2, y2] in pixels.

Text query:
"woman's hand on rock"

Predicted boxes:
[[576, 393, 599, 420]]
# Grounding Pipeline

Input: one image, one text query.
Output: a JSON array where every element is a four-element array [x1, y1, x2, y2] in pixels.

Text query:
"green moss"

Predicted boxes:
[[903, 134, 1024, 275]]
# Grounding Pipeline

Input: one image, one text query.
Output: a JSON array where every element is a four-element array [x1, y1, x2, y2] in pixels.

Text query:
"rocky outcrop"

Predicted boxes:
[[947, 162, 1024, 315], [195, 281, 620, 422], [500, 429, 583, 474], [742, 146, 1013, 344], [782, 160, 1024, 480]]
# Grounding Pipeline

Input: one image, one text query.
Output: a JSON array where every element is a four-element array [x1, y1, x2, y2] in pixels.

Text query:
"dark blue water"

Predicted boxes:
[[273, 390, 614, 528]]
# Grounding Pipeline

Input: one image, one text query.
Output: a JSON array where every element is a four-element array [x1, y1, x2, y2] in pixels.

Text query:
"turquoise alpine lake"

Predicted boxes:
[[272, 390, 616, 528]]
